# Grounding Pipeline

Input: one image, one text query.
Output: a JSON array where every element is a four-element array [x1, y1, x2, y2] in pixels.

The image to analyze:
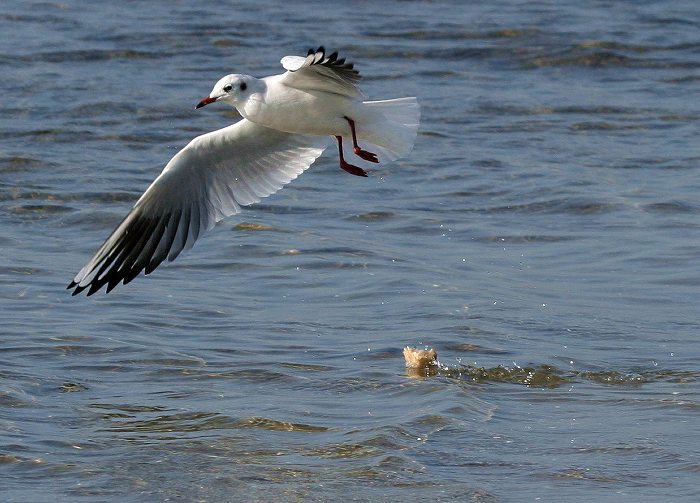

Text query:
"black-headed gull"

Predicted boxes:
[[68, 47, 420, 296]]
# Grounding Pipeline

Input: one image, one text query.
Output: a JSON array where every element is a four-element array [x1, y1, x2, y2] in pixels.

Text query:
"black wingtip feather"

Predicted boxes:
[[302, 46, 361, 81], [68, 206, 180, 297], [72, 282, 88, 296]]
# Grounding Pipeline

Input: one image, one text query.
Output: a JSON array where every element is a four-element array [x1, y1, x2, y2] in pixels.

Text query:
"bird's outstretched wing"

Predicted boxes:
[[68, 119, 328, 296], [280, 46, 364, 98]]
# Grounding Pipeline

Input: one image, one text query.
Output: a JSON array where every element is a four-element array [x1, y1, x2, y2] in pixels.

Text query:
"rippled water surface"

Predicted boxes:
[[2, 1, 700, 501]]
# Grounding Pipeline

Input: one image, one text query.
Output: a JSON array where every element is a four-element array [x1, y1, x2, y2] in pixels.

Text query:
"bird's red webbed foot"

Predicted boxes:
[[344, 116, 379, 164], [335, 136, 368, 177], [353, 147, 378, 163]]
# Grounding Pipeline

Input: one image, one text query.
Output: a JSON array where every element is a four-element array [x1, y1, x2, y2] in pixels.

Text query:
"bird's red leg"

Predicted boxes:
[[336, 136, 368, 177], [344, 116, 379, 163]]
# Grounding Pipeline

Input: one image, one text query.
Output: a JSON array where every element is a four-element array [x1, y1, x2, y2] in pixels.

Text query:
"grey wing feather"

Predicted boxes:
[[68, 119, 328, 296]]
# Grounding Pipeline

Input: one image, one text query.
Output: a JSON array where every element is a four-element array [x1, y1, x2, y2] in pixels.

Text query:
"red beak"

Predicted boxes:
[[195, 96, 218, 109]]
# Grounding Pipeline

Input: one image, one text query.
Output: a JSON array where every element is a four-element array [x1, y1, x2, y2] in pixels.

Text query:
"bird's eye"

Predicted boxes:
[[223, 84, 233, 92], [240, 82, 247, 91]]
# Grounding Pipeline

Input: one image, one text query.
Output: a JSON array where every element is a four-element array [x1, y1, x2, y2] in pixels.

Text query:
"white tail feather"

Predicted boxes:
[[353, 97, 420, 166]]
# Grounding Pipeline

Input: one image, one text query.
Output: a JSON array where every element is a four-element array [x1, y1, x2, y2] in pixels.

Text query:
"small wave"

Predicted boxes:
[[528, 48, 700, 69], [641, 201, 698, 214], [365, 27, 542, 41], [481, 198, 620, 215], [102, 412, 328, 434], [348, 211, 396, 221], [236, 416, 328, 432], [0, 266, 44, 276], [432, 363, 698, 389], [4, 49, 162, 65], [570, 121, 647, 131], [474, 234, 577, 244], [530, 50, 633, 68], [0, 156, 49, 173], [475, 102, 648, 117], [67, 101, 139, 118], [9, 204, 73, 215], [233, 222, 277, 231], [0, 129, 94, 143]]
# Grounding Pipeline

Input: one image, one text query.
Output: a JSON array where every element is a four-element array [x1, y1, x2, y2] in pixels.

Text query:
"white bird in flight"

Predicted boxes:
[[68, 47, 420, 296]]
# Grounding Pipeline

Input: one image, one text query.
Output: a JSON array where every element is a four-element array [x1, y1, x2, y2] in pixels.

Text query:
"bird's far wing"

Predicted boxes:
[[68, 119, 329, 296], [280, 46, 364, 98]]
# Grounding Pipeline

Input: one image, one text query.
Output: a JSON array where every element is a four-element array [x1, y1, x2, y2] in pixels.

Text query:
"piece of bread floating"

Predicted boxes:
[[403, 346, 438, 368]]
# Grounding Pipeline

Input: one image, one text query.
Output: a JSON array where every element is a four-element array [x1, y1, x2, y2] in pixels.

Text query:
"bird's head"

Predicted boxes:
[[195, 74, 256, 110]]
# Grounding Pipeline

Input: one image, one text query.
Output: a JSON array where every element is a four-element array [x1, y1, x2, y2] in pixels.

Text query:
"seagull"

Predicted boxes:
[[68, 47, 420, 296]]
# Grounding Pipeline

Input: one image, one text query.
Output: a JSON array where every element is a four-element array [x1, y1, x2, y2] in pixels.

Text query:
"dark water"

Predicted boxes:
[[2, 1, 700, 501]]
